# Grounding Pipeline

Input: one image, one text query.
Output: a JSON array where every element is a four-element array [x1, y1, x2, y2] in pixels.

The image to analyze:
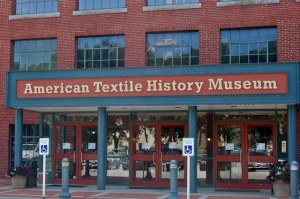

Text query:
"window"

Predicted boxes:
[[220, 28, 277, 64], [78, 0, 125, 10], [147, 32, 199, 66], [13, 39, 57, 71], [147, 0, 198, 6], [9, 124, 39, 167], [76, 36, 125, 69], [15, 0, 58, 15]]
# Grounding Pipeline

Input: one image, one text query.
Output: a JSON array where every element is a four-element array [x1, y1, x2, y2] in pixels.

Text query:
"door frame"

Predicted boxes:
[[53, 123, 98, 185], [214, 122, 275, 189], [130, 122, 187, 187]]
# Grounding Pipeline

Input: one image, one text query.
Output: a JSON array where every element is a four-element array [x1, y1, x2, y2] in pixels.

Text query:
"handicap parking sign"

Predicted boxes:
[[41, 145, 47, 153], [39, 138, 49, 155], [182, 138, 194, 156]]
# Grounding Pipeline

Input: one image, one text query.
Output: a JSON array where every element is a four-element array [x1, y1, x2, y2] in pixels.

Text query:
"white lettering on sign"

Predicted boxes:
[[23, 83, 89, 94], [93, 81, 142, 93], [21, 76, 282, 96], [146, 80, 204, 93], [208, 79, 277, 90]]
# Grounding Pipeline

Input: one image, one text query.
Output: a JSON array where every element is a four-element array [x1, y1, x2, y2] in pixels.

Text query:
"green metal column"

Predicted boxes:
[[188, 106, 197, 193], [287, 105, 298, 198], [287, 105, 297, 165], [97, 107, 107, 190], [15, 109, 23, 166]]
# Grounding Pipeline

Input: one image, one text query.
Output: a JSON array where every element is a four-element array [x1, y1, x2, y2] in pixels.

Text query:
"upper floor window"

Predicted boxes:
[[13, 39, 57, 71], [76, 36, 125, 69], [147, 0, 198, 6], [78, 0, 125, 10], [15, 0, 58, 15], [147, 32, 199, 66], [220, 28, 277, 64]]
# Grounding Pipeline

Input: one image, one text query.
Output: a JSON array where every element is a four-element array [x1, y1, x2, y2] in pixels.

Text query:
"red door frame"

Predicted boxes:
[[130, 122, 187, 187], [53, 123, 98, 185], [214, 122, 275, 189]]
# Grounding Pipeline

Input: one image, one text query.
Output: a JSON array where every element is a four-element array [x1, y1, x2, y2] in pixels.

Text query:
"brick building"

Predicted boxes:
[[1, 0, 300, 191]]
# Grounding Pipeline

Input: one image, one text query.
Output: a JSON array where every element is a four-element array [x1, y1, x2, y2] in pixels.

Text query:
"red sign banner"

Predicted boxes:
[[16, 73, 287, 98]]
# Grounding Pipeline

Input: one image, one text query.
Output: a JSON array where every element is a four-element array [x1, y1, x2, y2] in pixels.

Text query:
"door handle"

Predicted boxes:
[[80, 151, 82, 163], [160, 152, 162, 165], [153, 152, 156, 165], [247, 153, 250, 164], [240, 151, 242, 164], [74, 151, 76, 162]]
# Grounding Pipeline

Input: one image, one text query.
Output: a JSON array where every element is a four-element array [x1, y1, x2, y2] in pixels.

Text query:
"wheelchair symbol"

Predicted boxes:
[[41, 145, 47, 153], [184, 145, 192, 154]]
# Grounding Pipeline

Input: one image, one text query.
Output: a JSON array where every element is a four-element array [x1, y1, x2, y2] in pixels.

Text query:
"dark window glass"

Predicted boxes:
[[13, 39, 57, 71], [9, 124, 39, 168], [78, 0, 126, 10], [147, 0, 198, 6], [146, 32, 199, 66], [76, 36, 125, 69], [220, 28, 277, 64], [15, 0, 58, 15]]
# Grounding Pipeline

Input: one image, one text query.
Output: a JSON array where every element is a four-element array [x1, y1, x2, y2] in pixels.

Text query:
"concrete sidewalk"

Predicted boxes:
[[0, 178, 293, 199]]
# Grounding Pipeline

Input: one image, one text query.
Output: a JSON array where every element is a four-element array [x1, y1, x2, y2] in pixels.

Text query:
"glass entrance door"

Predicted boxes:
[[80, 125, 98, 184], [130, 123, 187, 187], [215, 122, 275, 189], [53, 124, 98, 184]]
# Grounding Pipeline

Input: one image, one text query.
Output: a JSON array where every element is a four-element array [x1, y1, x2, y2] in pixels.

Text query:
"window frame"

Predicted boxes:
[[220, 28, 277, 64], [146, 31, 199, 67], [77, 0, 126, 11], [12, 38, 57, 71], [76, 35, 125, 69], [15, 0, 58, 15]]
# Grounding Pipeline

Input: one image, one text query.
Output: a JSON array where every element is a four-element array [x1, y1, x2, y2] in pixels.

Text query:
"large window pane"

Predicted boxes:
[[78, 0, 125, 10], [221, 28, 277, 64], [15, 0, 58, 14], [147, 32, 199, 66], [13, 39, 57, 71], [76, 35, 125, 69]]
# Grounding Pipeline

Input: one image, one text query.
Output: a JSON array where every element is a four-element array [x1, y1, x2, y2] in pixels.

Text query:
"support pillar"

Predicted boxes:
[[287, 105, 297, 198], [188, 106, 197, 193], [15, 109, 23, 166], [97, 107, 107, 190], [287, 105, 297, 166]]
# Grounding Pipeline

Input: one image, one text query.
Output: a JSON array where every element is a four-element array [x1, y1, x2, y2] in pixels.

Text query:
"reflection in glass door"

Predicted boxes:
[[215, 122, 275, 189], [130, 123, 186, 187], [80, 126, 98, 184], [53, 124, 98, 184], [54, 125, 78, 184]]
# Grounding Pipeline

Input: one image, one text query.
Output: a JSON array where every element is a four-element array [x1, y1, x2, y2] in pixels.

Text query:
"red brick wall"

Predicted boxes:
[[0, 0, 300, 177]]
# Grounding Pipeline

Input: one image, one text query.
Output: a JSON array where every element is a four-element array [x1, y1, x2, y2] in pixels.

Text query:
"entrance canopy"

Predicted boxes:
[[6, 63, 299, 112]]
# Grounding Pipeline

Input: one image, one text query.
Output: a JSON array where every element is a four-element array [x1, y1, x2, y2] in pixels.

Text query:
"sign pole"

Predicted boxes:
[[42, 154, 46, 199], [39, 138, 49, 199], [182, 138, 194, 199], [187, 156, 190, 199]]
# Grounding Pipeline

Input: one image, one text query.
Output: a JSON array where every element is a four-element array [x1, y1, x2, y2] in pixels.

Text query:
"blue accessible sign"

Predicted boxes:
[[39, 138, 49, 155], [182, 138, 194, 156]]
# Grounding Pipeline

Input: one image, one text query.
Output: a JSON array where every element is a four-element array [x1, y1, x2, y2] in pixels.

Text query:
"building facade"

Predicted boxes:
[[1, 0, 300, 191]]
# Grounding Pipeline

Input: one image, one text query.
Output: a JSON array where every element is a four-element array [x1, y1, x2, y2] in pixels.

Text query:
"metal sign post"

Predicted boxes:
[[182, 138, 194, 199], [39, 138, 49, 199]]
